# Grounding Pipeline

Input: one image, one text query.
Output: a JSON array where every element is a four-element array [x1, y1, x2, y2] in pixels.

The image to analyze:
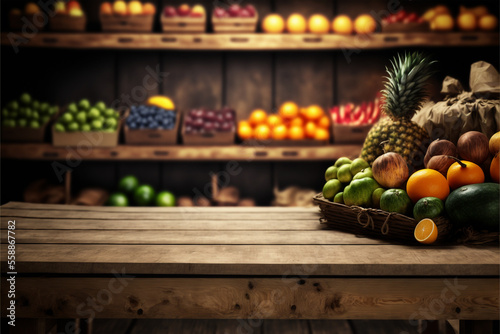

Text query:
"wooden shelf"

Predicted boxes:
[[2, 32, 498, 50], [0, 143, 362, 161]]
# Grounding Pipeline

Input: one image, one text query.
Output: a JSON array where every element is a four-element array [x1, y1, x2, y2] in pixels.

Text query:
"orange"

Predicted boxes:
[[353, 14, 376, 34], [248, 109, 267, 127], [279, 101, 299, 120], [304, 104, 324, 121], [267, 114, 283, 128], [100, 2, 113, 15], [128, 1, 143, 15], [238, 122, 253, 140], [317, 115, 331, 129], [446, 160, 485, 190], [286, 13, 307, 33], [113, 0, 128, 15], [304, 121, 317, 138], [289, 117, 304, 128], [332, 15, 353, 35], [289, 126, 305, 140], [308, 14, 330, 34], [143, 3, 156, 15], [457, 13, 477, 31], [431, 14, 454, 31], [262, 14, 285, 33], [479, 15, 498, 31], [434, 5, 451, 15], [272, 124, 288, 140], [254, 124, 271, 140], [314, 128, 330, 141], [414, 218, 438, 244], [406, 169, 450, 203], [490, 154, 499, 183]]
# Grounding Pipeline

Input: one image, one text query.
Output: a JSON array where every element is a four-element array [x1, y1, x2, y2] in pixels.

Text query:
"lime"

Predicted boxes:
[[134, 184, 155, 206], [156, 191, 176, 207], [94, 101, 107, 112], [32, 100, 40, 110], [67, 103, 78, 114], [18, 119, 27, 127], [371, 188, 386, 209], [108, 193, 129, 207], [20, 92, 31, 105], [104, 108, 115, 118], [40, 102, 50, 113], [29, 120, 40, 128], [118, 175, 139, 195], [353, 167, 373, 180], [67, 122, 79, 132], [323, 179, 343, 200], [333, 192, 344, 204], [81, 124, 91, 132], [337, 164, 353, 184], [76, 111, 87, 124], [61, 113, 74, 124], [350, 158, 370, 176], [380, 189, 412, 215], [343, 177, 380, 207], [78, 99, 91, 111], [7, 101, 19, 110], [88, 107, 100, 120], [48, 106, 59, 115], [325, 165, 338, 181], [54, 123, 66, 132], [104, 118, 117, 129], [334, 157, 352, 168], [413, 197, 444, 221], [91, 120, 103, 130], [32, 111, 40, 120]]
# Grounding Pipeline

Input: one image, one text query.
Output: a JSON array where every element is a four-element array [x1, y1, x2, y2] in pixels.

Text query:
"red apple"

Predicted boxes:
[[395, 9, 407, 22], [228, 4, 241, 17], [177, 4, 191, 16], [213, 7, 228, 18], [245, 4, 256, 16], [405, 12, 418, 22], [239, 8, 252, 18], [164, 5, 176, 17]]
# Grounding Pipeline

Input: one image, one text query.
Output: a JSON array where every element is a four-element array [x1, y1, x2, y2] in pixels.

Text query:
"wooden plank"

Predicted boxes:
[[2, 33, 498, 50], [0, 217, 323, 231], [1, 278, 497, 320], [0, 144, 362, 161], [1, 244, 498, 275], [0, 208, 319, 220], [0, 230, 384, 245]]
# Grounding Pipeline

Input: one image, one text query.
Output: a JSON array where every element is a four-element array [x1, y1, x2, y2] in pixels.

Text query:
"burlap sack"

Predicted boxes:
[[413, 61, 500, 144]]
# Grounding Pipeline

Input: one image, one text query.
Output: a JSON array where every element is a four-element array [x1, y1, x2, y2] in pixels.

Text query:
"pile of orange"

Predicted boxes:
[[238, 102, 330, 141]]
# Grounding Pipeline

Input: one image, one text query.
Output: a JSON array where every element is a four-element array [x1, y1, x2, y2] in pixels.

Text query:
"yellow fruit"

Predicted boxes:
[[113, 0, 128, 15], [414, 218, 438, 244], [471, 6, 489, 18], [431, 14, 454, 31], [146, 96, 175, 110], [332, 15, 353, 35], [25, 2, 41, 15], [286, 13, 307, 33], [354, 14, 376, 34], [422, 9, 436, 22], [478, 14, 498, 31], [308, 14, 330, 34], [434, 5, 450, 15], [457, 13, 477, 31], [128, 1, 143, 15], [262, 14, 285, 33]]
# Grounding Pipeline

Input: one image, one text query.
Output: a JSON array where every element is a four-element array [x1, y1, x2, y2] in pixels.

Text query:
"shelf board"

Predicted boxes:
[[2, 32, 498, 50], [1, 143, 362, 161]]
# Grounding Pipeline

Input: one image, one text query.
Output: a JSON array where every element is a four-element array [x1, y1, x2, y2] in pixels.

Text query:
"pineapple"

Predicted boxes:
[[361, 52, 436, 171]]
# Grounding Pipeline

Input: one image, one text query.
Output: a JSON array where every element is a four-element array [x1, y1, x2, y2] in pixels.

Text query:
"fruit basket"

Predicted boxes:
[[212, 4, 258, 33], [50, 14, 87, 32], [381, 22, 429, 33], [100, 14, 154, 32], [2, 120, 55, 143], [313, 193, 453, 243], [161, 16, 206, 33], [124, 107, 180, 145], [182, 108, 236, 145]]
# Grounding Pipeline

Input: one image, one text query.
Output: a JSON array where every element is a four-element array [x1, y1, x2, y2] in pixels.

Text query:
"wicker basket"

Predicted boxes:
[[313, 193, 453, 243]]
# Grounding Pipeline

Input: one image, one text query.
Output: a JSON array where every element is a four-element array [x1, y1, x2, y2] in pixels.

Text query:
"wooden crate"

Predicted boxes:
[[332, 123, 373, 144], [212, 14, 258, 33], [100, 14, 154, 32], [9, 13, 45, 31], [50, 14, 86, 32], [182, 120, 235, 145], [1, 109, 60, 143], [161, 16, 206, 33], [381, 22, 429, 33], [124, 112, 180, 145], [242, 139, 329, 146]]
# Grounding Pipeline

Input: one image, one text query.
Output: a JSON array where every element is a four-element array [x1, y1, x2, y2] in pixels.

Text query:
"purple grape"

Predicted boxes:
[[223, 111, 234, 121], [193, 118, 204, 128], [215, 113, 224, 123], [205, 110, 216, 121]]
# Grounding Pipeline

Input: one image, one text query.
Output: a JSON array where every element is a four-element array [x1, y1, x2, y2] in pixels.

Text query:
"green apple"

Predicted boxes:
[[94, 101, 107, 112], [61, 112, 74, 124], [104, 117, 117, 129], [54, 123, 66, 132], [88, 107, 100, 120], [29, 120, 40, 128], [67, 103, 78, 114], [20, 93, 31, 105], [18, 119, 27, 127], [67, 122, 79, 132], [7, 101, 19, 110], [81, 124, 91, 132], [91, 119, 103, 130], [31, 100, 40, 111], [76, 111, 87, 124]]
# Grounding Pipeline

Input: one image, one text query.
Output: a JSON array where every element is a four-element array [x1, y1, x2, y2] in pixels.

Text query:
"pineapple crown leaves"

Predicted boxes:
[[382, 52, 436, 120]]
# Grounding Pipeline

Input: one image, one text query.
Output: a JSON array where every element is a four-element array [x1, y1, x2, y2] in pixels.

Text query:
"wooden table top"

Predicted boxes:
[[1, 202, 499, 276]]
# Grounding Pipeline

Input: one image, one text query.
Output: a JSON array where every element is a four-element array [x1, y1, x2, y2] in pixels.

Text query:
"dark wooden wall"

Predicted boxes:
[[1, 0, 499, 205]]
